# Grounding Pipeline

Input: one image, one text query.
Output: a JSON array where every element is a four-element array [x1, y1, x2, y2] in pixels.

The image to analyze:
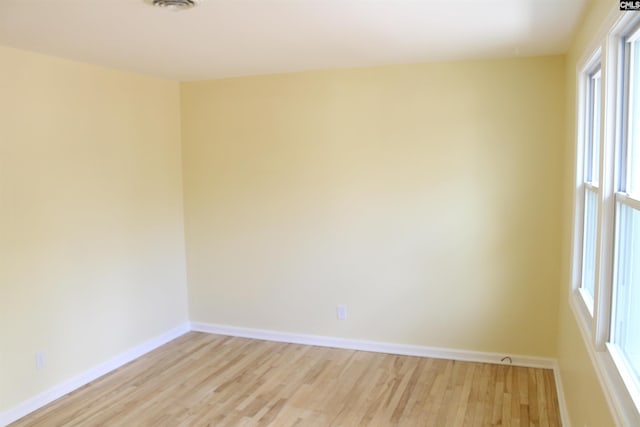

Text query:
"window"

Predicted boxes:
[[580, 61, 602, 312], [571, 12, 640, 425], [610, 24, 640, 400]]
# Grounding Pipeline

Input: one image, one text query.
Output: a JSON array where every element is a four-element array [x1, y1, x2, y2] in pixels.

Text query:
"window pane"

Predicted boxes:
[[581, 188, 599, 301], [612, 203, 640, 381], [591, 70, 602, 184], [628, 41, 640, 196]]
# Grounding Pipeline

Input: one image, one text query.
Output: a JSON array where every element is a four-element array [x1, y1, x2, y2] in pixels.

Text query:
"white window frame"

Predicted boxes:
[[570, 8, 640, 426], [608, 17, 640, 413], [574, 49, 602, 316]]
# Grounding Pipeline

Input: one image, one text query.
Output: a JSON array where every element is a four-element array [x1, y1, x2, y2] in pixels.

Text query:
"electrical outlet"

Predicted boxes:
[[35, 351, 46, 370], [336, 304, 347, 320]]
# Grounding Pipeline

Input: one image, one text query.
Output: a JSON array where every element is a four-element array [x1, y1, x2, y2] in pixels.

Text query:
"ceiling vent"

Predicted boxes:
[[144, 0, 200, 11]]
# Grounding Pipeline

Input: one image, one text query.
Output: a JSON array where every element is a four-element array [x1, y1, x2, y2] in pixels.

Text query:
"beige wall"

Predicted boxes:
[[556, 0, 617, 426], [181, 56, 565, 357], [0, 47, 189, 411]]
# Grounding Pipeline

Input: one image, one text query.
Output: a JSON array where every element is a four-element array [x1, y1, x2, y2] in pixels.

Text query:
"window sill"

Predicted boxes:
[[569, 292, 640, 426]]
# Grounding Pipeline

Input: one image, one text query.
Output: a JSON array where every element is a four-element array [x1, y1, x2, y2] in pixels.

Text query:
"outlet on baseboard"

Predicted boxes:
[[35, 351, 46, 370], [336, 304, 347, 320]]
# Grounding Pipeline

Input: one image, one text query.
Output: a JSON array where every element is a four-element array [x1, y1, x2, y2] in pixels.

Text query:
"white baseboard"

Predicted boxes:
[[0, 322, 190, 427], [553, 361, 572, 427], [190, 321, 556, 369]]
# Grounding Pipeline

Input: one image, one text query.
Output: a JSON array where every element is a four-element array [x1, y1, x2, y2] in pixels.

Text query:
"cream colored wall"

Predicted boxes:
[[181, 56, 565, 357], [556, 0, 617, 425], [0, 47, 188, 412]]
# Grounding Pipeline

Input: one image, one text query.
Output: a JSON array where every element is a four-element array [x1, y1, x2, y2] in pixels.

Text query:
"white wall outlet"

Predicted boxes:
[[35, 351, 46, 370], [336, 304, 347, 320]]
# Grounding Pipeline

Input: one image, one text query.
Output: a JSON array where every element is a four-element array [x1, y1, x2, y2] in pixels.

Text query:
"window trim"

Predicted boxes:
[[608, 342, 640, 412], [573, 48, 602, 317]]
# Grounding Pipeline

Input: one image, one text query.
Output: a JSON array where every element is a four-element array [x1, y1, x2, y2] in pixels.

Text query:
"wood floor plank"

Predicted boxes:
[[9, 332, 562, 426]]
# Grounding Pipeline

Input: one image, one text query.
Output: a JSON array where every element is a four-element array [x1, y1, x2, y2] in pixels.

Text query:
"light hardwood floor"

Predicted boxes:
[[11, 332, 561, 426]]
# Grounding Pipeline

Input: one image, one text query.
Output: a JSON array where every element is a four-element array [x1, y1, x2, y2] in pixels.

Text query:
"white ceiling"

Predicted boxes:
[[0, 0, 586, 81]]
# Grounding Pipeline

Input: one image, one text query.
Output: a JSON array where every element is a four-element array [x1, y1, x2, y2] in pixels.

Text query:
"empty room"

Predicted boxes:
[[1, 0, 639, 425]]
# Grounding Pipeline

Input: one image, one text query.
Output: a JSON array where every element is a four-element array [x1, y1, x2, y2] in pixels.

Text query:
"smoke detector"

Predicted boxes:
[[144, 0, 200, 11]]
